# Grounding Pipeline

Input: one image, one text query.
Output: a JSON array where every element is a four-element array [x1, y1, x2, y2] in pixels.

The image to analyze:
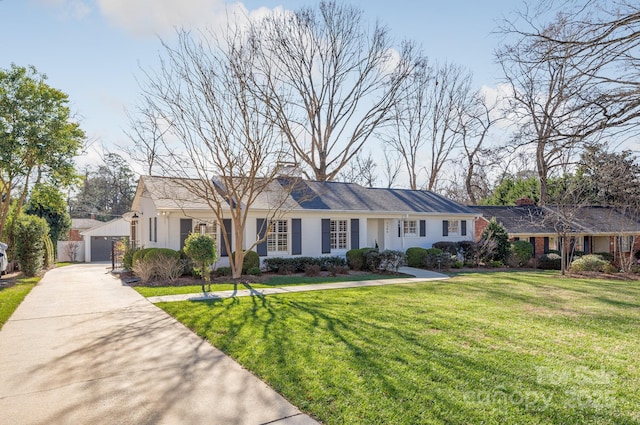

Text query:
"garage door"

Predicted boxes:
[[91, 236, 124, 262]]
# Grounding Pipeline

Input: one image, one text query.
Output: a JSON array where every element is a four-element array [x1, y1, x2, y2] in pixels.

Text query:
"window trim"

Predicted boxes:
[[330, 219, 348, 250], [447, 220, 459, 236], [403, 220, 418, 237], [267, 219, 289, 254]]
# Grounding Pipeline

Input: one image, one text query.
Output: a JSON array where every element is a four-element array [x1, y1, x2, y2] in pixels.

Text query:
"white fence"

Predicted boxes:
[[57, 241, 86, 262]]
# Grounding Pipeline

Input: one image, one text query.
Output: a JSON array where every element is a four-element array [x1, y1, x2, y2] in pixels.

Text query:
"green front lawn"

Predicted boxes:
[[134, 273, 394, 297], [0, 277, 39, 329], [158, 271, 640, 424]]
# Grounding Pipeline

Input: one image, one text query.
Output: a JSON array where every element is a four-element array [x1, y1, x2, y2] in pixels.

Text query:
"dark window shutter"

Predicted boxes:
[[256, 218, 267, 257], [398, 221, 401, 237], [154, 217, 157, 242], [292, 219, 302, 255], [420, 220, 426, 237], [221, 219, 232, 257], [351, 219, 359, 250], [321, 219, 331, 253], [530, 237, 536, 257], [543, 237, 549, 254], [461, 220, 467, 236], [179, 219, 192, 249], [442, 220, 449, 237], [149, 217, 152, 242]]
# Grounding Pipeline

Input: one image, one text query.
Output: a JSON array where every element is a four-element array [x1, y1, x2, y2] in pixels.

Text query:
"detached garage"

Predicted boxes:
[[80, 218, 129, 262]]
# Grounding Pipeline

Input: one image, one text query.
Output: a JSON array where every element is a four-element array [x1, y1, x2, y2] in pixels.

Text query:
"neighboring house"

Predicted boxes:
[[80, 218, 129, 262], [68, 217, 103, 241], [128, 176, 478, 267], [57, 218, 129, 262], [474, 197, 640, 260]]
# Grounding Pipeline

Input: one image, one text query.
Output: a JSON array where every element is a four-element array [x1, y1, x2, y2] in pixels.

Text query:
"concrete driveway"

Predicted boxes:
[[0, 264, 317, 425]]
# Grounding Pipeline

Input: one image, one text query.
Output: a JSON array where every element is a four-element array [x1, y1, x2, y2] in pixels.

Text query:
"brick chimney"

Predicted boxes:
[[516, 196, 535, 206]]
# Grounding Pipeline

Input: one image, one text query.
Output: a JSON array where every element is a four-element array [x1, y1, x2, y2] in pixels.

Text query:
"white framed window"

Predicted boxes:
[[194, 221, 217, 246], [404, 220, 417, 236], [620, 236, 634, 252], [267, 220, 288, 253], [331, 219, 348, 250], [448, 220, 459, 235]]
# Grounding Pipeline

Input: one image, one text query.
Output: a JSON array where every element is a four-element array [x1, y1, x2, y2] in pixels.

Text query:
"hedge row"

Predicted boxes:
[[263, 256, 347, 274]]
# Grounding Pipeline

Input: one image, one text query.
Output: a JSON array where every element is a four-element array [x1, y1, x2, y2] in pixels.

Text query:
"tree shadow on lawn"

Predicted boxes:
[[167, 289, 632, 424]]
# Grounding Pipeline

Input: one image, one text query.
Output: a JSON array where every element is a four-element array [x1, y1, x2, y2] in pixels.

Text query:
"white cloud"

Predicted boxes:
[[96, 0, 256, 38]]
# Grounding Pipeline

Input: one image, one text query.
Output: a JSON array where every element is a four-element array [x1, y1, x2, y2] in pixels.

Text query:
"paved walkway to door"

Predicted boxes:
[[0, 264, 318, 425]]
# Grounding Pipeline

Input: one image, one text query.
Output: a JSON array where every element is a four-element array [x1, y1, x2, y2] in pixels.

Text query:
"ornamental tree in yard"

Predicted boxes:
[[0, 64, 84, 238], [480, 218, 510, 263], [183, 233, 217, 292]]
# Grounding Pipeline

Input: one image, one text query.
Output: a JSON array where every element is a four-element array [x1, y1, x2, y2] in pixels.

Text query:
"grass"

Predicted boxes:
[[134, 273, 394, 297], [157, 271, 640, 424], [0, 276, 40, 330]]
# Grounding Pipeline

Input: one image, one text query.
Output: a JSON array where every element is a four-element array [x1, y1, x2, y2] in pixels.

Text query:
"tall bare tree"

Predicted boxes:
[[252, 1, 416, 181], [525, 1, 640, 135], [122, 106, 167, 176], [381, 59, 474, 190], [337, 150, 378, 188], [137, 27, 293, 279]]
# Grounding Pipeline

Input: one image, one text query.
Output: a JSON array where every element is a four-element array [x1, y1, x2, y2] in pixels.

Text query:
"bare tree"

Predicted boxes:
[[137, 27, 294, 279], [496, 2, 621, 205], [337, 150, 378, 188], [252, 1, 416, 181], [381, 146, 402, 189], [381, 59, 474, 190], [456, 91, 504, 204], [523, 1, 640, 135], [122, 106, 167, 176]]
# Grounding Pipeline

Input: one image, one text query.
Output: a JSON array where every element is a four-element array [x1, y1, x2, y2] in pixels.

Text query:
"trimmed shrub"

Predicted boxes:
[[364, 249, 381, 271], [304, 263, 321, 276], [489, 260, 504, 268], [432, 241, 457, 255], [424, 252, 451, 270], [378, 250, 406, 272], [537, 253, 561, 270], [144, 248, 181, 262], [43, 235, 55, 269], [569, 254, 610, 273], [246, 266, 262, 276], [231, 250, 260, 274], [15, 215, 50, 277], [346, 248, 365, 271], [216, 266, 232, 277], [406, 247, 428, 268], [327, 264, 349, 276], [451, 260, 463, 269], [319, 256, 347, 269], [595, 252, 614, 262], [132, 248, 153, 266], [509, 240, 534, 267], [263, 256, 346, 273]]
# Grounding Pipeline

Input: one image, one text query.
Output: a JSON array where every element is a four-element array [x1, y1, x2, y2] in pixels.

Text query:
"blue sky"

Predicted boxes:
[[1, 0, 519, 168]]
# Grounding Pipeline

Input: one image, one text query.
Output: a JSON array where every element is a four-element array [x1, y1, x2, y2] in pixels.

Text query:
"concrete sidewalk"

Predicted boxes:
[[0, 264, 318, 425], [148, 267, 449, 304]]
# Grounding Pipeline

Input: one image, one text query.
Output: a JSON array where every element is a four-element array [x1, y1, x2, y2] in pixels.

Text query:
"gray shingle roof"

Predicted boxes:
[[138, 176, 476, 215], [473, 205, 640, 235]]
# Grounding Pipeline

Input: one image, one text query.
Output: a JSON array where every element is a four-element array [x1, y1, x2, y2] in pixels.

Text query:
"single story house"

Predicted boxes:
[[128, 176, 479, 267], [474, 197, 640, 259], [58, 218, 129, 262]]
